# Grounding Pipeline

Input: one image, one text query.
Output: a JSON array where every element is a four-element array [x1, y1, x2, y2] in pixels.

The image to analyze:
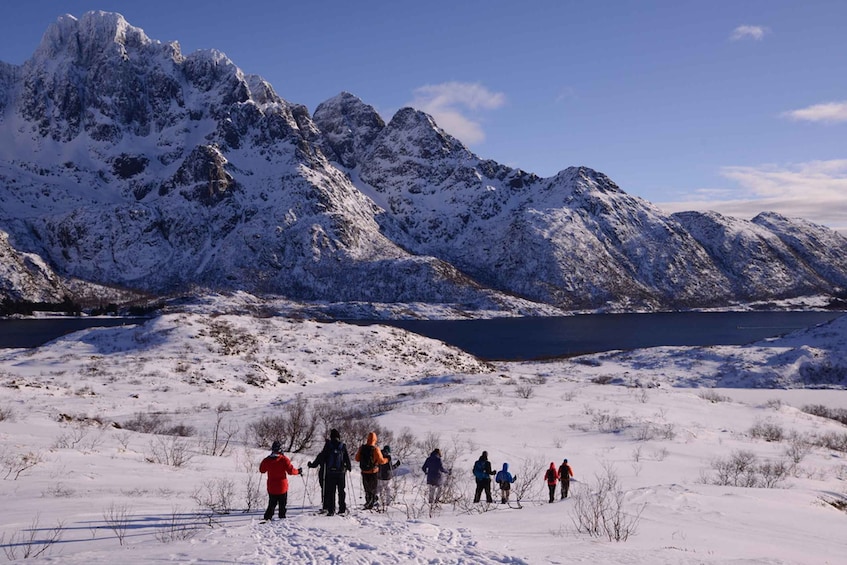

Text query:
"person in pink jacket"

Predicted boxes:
[[259, 440, 301, 520]]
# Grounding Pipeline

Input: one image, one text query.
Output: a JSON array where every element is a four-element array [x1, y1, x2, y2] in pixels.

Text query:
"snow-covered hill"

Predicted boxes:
[[0, 309, 846, 563], [1, 11, 846, 311]]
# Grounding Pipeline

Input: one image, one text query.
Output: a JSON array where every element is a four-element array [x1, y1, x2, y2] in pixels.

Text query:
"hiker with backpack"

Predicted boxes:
[[472, 451, 496, 503], [307, 435, 329, 505], [544, 462, 559, 503], [558, 458, 574, 499], [495, 462, 516, 504], [354, 432, 388, 510], [421, 448, 451, 504], [377, 444, 401, 507], [308, 428, 351, 515], [259, 440, 302, 521]]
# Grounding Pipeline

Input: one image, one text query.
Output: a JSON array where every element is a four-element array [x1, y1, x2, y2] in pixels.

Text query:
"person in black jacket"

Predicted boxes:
[[308, 428, 351, 515], [376, 444, 401, 508], [472, 451, 496, 503]]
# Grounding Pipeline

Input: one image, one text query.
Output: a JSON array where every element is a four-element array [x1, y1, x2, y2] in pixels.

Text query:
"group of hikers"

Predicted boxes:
[[258, 429, 574, 520]]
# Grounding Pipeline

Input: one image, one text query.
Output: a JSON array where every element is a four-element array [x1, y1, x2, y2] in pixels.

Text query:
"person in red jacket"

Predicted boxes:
[[259, 440, 301, 520], [544, 462, 559, 503]]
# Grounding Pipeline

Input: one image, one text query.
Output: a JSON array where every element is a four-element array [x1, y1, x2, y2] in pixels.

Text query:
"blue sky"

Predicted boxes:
[[2, 1, 845, 231]]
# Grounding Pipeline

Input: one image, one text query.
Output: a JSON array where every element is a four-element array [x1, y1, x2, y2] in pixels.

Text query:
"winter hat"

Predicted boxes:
[[563, 458, 568, 463], [330, 429, 340, 440], [271, 440, 282, 453], [481, 450, 488, 459], [383, 445, 391, 454]]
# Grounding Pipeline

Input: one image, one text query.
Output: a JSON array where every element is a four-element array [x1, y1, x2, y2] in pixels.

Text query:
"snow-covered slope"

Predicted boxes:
[[1, 11, 846, 310], [0, 309, 846, 563]]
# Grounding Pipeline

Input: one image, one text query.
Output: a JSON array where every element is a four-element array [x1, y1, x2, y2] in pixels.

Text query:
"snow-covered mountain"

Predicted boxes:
[[1, 11, 846, 311]]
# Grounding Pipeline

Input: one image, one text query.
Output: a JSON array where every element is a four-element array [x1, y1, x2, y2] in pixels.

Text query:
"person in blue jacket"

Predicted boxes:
[[495, 462, 517, 504], [421, 448, 451, 503]]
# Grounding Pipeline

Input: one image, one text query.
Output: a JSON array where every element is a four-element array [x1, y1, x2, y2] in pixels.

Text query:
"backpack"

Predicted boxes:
[[327, 442, 345, 472], [359, 444, 376, 472], [473, 459, 488, 480], [546, 468, 557, 482]]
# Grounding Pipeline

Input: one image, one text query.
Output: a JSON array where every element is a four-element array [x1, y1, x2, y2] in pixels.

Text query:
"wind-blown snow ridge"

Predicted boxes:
[[1, 11, 846, 311]]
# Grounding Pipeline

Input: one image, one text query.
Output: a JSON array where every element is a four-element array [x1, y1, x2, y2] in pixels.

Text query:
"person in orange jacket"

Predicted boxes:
[[259, 440, 301, 520], [354, 432, 387, 509], [544, 462, 559, 503]]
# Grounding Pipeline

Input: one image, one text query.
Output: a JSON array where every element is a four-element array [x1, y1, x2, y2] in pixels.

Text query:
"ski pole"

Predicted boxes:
[[301, 469, 309, 510]]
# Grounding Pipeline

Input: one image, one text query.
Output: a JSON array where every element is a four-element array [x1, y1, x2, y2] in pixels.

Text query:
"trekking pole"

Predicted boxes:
[[348, 470, 359, 505], [301, 468, 309, 510]]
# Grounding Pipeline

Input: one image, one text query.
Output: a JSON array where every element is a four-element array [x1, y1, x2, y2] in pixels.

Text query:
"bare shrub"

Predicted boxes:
[[698, 390, 731, 403], [592, 411, 629, 434], [757, 459, 791, 488], [0, 405, 14, 422], [237, 448, 263, 512], [102, 502, 132, 546], [0, 515, 64, 560], [249, 395, 318, 453], [511, 456, 546, 504], [43, 482, 75, 497], [146, 436, 195, 467], [749, 420, 785, 442], [122, 411, 170, 433], [571, 464, 643, 541], [703, 450, 789, 488], [783, 436, 812, 466], [802, 404, 847, 426], [154, 507, 201, 543], [202, 403, 239, 456], [515, 384, 535, 399], [417, 432, 442, 460], [192, 478, 237, 515], [121, 411, 195, 437], [1, 449, 43, 480], [810, 431, 847, 453]]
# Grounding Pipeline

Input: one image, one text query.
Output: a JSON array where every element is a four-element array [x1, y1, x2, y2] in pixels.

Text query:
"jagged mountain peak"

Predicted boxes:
[[33, 11, 167, 65], [314, 91, 385, 168]]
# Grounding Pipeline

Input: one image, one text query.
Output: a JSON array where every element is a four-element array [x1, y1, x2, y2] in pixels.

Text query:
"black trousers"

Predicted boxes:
[[560, 478, 570, 498], [548, 484, 557, 502], [323, 473, 347, 513], [264, 492, 288, 520], [474, 478, 493, 502], [362, 473, 379, 507]]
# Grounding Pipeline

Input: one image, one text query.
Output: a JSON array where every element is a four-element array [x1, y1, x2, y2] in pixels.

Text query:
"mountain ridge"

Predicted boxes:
[[0, 11, 845, 313]]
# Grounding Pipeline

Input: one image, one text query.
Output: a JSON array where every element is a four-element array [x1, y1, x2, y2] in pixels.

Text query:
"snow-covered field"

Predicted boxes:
[[1, 307, 846, 564]]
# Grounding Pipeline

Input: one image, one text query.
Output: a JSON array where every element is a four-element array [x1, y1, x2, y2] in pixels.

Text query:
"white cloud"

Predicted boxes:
[[730, 25, 767, 41], [783, 101, 847, 123], [658, 159, 847, 233], [409, 82, 506, 144]]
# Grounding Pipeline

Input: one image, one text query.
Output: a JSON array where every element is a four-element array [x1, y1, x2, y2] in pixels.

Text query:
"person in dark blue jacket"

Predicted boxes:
[[421, 448, 451, 503], [472, 451, 496, 503], [495, 462, 516, 504]]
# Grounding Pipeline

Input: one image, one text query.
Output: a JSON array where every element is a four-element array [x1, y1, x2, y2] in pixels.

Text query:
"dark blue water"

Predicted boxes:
[[362, 311, 845, 361], [2, 311, 843, 361], [0, 317, 147, 348]]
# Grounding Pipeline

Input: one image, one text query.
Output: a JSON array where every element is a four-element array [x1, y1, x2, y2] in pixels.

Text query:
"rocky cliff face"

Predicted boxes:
[[0, 11, 845, 311]]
